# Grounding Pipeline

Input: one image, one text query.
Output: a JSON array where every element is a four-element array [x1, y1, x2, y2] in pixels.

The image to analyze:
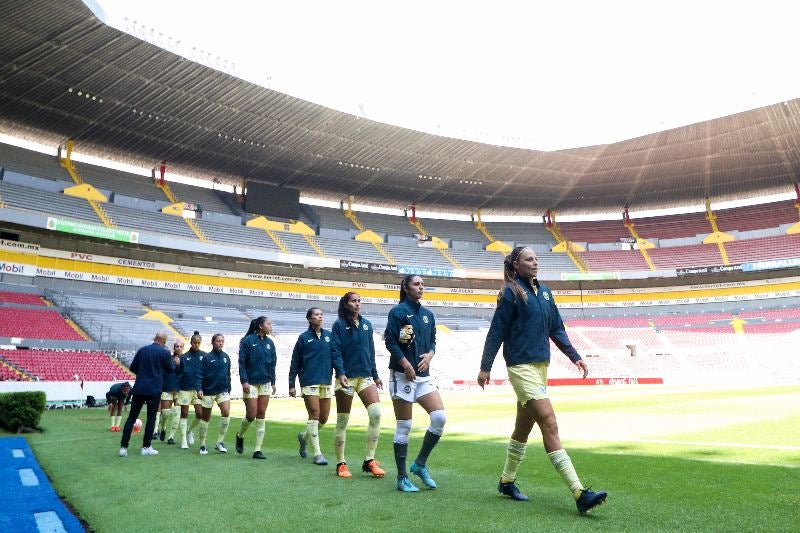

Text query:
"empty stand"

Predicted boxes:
[[0, 349, 133, 381], [0, 308, 85, 340]]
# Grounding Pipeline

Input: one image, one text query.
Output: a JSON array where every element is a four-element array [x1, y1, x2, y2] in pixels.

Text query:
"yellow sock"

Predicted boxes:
[[198, 420, 209, 447], [501, 438, 527, 483], [110, 415, 115, 428], [218, 416, 230, 444], [238, 417, 253, 438], [179, 418, 188, 442], [334, 413, 350, 463], [168, 407, 180, 439], [189, 417, 200, 433], [253, 418, 266, 452], [365, 403, 381, 461], [154, 411, 161, 433], [548, 449, 584, 498], [306, 419, 321, 456]]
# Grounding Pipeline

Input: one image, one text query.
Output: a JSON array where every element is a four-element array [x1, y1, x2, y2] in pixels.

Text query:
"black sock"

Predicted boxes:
[[394, 442, 408, 478], [415, 430, 441, 466]]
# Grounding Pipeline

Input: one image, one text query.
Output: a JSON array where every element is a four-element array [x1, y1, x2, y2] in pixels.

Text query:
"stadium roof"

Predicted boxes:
[[1, 0, 799, 215]]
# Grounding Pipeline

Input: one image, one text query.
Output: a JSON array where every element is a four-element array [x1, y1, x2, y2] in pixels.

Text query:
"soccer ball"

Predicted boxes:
[[133, 419, 142, 433]]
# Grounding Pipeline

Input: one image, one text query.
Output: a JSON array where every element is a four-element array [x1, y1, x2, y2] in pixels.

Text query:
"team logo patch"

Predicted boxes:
[[324, 336, 330, 342], [543, 291, 550, 301], [363, 323, 369, 331], [403, 385, 412, 393], [422, 315, 429, 324]]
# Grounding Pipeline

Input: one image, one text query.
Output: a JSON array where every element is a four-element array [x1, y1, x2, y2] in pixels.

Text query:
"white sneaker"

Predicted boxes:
[[215, 442, 228, 453], [199, 445, 208, 455], [119, 447, 128, 457], [141, 446, 159, 455], [187, 431, 195, 445], [180, 441, 189, 449]]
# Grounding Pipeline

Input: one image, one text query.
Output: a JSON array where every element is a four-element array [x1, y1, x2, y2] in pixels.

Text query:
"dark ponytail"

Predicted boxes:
[[337, 292, 359, 331], [398, 274, 417, 303], [503, 246, 529, 305], [246, 316, 267, 336]]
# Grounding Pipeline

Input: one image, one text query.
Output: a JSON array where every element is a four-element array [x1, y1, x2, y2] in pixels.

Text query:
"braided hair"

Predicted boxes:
[[502, 246, 530, 305]]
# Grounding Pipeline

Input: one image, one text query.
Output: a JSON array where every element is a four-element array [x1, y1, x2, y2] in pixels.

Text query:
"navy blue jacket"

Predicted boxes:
[[239, 333, 276, 386], [176, 349, 205, 391], [331, 316, 378, 379], [130, 342, 174, 396], [289, 327, 334, 389], [201, 349, 231, 395], [162, 365, 180, 392], [481, 276, 581, 372], [385, 300, 436, 378]]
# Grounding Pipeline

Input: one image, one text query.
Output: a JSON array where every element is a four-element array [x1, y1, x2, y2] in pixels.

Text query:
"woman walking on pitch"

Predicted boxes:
[[197, 334, 232, 455], [330, 291, 385, 479], [175, 332, 205, 449], [235, 316, 277, 459], [385, 275, 446, 492], [289, 307, 334, 466], [479, 246, 607, 514], [157, 340, 183, 444]]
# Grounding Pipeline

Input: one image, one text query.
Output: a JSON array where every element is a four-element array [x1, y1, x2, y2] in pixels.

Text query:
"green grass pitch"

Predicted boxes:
[[6, 384, 800, 532]]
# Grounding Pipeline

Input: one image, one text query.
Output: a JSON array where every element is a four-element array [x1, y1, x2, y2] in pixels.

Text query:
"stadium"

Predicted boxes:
[[0, 1, 798, 531]]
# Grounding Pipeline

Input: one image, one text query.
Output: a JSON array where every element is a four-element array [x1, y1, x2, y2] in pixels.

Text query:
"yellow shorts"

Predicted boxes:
[[243, 383, 273, 399], [201, 392, 231, 409], [177, 390, 202, 406], [160, 391, 179, 402], [334, 376, 375, 396], [301, 385, 332, 399], [507, 362, 549, 404]]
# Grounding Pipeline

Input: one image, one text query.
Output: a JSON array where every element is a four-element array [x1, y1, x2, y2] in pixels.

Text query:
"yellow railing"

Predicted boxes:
[[624, 220, 656, 270], [265, 228, 289, 253], [372, 242, 396, 264], [155, 179, 208, 242], [473, 209, 496, 242], [705, 198, 730, 265], [59, 139, 116, 228], [438, 247, 462, 269], [545, 218, 588, 272], [303, 234, 326, 257]]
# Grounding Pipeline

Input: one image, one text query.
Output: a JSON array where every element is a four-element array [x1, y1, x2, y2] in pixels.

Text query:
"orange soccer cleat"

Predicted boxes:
[[336, 462, 352, 478], [362, 459, 385, 478]]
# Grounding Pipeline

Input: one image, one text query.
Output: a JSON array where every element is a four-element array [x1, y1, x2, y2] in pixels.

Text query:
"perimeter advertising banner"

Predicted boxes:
[[46, 217, 139, 243]]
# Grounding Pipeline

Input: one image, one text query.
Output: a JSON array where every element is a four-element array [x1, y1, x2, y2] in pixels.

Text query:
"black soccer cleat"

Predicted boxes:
[[158, 430, 165, 442], [235, 433, 244, 454], [498, 480, 529, 501], [576, 487, 607, 514], [297, 432, 307, 458], [167, 438, 176, 445], [252, 450, 266, 460]]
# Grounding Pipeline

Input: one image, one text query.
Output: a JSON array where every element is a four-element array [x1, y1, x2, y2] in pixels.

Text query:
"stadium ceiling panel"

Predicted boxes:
[[0, 0, 799, 215]]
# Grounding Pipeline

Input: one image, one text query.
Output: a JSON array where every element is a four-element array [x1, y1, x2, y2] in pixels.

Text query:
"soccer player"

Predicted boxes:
[[158, 340, 183, 444], [289, 307, 334, 466], [330, 291, 385, 479], [106, 381, 131, 431], [197, 334, 232, 455], [175, 331, 205, 449], [479, 246, 607, 514], [235, 316, 277, 460], [119, 332, 176, 457], [385, 275, 446, 492]]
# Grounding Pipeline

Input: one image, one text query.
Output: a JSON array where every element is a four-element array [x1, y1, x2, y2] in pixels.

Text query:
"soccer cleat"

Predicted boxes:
[[498, 480, 529, 501], [141, 447, 159, 456], [159, 431, 165, 442], [235, 433, 244, 454], [167, 438, 176, 445], [187, 431, 195, 445], [313, 454, 329, 466], [410, 462, 437, 489], [252, 451, 266, 460], [110, 426, 116, 432], [152, 431, 159, 440], [215, 442, 228, 453], [199, 446, 208, 455], [297, 432, 307, 458], [396, 476, 420, 493], [576, 487, 607, 514], [362, 459, 385, 478], [180, 441, 189, 449], [118, 447, 127, 457], [336, 462, 352, 478]]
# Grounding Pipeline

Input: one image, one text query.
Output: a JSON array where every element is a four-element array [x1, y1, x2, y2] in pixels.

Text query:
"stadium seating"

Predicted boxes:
[[0, 349, 133, 381], [0, 308, 85, 340], [0, 291, 45, 306]]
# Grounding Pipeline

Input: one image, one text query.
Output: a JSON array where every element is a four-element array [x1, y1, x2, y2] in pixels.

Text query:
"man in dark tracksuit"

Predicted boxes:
[[119, 332, 176, 456]]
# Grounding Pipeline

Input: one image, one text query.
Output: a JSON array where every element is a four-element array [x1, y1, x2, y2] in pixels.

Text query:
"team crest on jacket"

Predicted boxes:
[[324, 336, 330, 342], [422, 315, 429, 324], [543, 291, 550, 300], [363, 323, 369, 331]]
